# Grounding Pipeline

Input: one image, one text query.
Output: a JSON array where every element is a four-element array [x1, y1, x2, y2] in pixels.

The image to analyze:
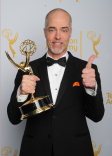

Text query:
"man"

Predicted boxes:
[[7, 8, 104, 156]]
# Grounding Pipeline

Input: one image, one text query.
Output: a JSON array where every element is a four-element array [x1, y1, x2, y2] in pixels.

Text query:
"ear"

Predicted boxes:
[[44, 28, 46, 38]]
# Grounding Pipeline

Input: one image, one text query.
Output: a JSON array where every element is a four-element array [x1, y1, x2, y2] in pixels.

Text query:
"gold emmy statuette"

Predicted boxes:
[[5, 39, 53, 120]]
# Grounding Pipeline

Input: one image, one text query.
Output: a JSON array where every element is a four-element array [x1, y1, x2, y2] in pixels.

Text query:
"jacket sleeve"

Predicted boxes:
[[84, 64, 105, 122], [7, 70, 29, 125]]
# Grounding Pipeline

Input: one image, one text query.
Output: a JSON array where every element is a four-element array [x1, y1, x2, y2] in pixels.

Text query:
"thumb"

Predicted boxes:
[[34, 75, 40, 81], [86, 55, 96, 68]]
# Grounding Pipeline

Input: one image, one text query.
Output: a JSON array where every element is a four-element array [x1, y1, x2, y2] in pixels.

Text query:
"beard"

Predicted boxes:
[[49, 42, 66, 55]]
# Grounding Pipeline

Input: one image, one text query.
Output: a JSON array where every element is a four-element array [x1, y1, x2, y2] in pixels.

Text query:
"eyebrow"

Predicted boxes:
[[61, 27, 69, 29], [48, 27, 69, 29], [48, 27, 56, 29]]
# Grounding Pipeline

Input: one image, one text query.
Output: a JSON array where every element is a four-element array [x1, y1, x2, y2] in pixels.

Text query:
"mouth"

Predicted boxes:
[[52, 42, 64, 47]]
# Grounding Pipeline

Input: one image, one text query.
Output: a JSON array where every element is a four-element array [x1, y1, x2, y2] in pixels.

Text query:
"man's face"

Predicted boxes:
[[44, 11, 72, 56]]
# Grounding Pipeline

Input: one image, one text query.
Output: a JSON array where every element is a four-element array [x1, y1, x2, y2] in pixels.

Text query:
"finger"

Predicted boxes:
[[82, 68, 95, 74], [28, 81, 36, 87], [83, 81, 96, 87], [22, 85, 36, 94], [23, 75, 40, 82], [82, 73, 95, 79], [86, 55, 96, 68], [83, 78, 95, 83], [27, 75, 40, 82], [21, 80, 36, 92]]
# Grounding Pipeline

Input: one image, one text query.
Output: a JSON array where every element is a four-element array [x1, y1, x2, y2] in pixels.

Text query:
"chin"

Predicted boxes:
[[50, 47, 65, 55]]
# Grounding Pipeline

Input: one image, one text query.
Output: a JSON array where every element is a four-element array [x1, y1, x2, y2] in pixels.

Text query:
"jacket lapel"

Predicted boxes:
[[37, 54, 53, 103], [54, 52, 78, 108]]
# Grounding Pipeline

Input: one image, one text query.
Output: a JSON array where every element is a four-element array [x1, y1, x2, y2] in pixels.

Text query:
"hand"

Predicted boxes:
[[82, 55, 96, 88], [20, 75, 40, 95]]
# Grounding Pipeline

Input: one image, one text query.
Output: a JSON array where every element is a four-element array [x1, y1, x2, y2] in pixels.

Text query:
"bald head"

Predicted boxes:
[[45, 8, 72, 31]]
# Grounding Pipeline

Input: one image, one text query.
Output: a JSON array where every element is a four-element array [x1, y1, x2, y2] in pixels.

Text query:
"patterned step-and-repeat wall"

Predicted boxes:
[[1, 0, 112, 155]]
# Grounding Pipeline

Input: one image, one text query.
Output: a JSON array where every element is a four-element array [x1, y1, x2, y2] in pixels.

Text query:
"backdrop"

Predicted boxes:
[[1, 0, 112, 155]]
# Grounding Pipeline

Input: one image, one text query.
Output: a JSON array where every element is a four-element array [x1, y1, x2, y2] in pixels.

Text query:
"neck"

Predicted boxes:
[[48, 51, 67, 60]]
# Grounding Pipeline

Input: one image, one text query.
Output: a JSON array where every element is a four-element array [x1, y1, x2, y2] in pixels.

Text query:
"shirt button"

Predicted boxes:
[[52, 116, 57, 119], [55, 88, 57, 90], [55, 74, 57, 76], [48, 134, 51, 138]]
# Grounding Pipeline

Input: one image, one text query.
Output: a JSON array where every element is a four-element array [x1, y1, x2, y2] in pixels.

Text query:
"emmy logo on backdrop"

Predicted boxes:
[[92, 141, 102, 156], [1, 146, 18, 156], [2, 29, 18, 58], [5, 39, 53, 120], [87, 31, 101, 58]]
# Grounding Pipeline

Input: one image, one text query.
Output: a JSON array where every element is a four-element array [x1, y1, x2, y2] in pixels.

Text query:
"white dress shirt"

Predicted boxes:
[[46, 52, 68, 104], [17, 52, 97, 104]]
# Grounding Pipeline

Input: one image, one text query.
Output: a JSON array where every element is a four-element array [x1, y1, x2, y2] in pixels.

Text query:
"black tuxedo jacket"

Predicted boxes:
[[7, 52, 104, 156]]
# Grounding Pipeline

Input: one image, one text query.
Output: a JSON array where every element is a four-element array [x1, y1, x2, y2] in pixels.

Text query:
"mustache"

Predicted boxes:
[[51, 41, 65, 43]]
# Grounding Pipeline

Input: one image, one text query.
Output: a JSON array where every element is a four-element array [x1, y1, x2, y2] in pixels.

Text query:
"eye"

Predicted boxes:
[[63, 29, 67, 32], [49, 29, 54, 32]]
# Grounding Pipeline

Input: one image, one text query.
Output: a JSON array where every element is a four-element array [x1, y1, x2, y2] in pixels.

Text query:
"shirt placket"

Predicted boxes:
[[52, 64, 61, 104]]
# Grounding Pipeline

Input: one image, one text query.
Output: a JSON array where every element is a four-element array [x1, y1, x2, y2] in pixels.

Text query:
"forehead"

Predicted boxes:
[[47, 11, 70, 28]]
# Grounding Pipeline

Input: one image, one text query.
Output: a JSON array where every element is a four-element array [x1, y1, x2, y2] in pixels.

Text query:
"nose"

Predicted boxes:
[[55, 30, 61, 40]]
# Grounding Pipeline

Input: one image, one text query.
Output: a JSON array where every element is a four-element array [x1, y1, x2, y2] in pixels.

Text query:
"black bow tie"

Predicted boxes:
[[46, 57, 66, 67]]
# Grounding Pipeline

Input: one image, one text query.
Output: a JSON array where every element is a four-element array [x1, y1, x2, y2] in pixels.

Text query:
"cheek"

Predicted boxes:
[[64, 38, 70, 44], [46, 34, 55, 41], [63, 35, 70, 42]]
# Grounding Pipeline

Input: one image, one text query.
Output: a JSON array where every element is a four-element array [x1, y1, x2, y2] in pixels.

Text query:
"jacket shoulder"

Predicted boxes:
[[69, 52, 97, 69], [29, 54, 46, 67]]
